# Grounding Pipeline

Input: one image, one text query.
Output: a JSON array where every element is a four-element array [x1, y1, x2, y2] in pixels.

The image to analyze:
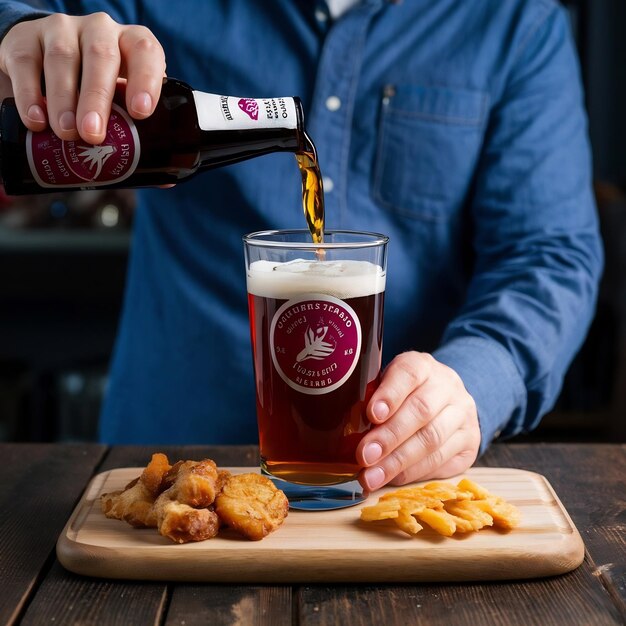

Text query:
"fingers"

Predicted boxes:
[[118, 26, 166, 119], [389, 432, 478, 486], [42, 14, 81, 140], [358, 374, 450, 466], [356, 351, 480, 491], [0, 20, 47, 132], [358, 404, 468, 491], [75, 13, 121, 144], [0, 13, 166, 144], [413, 447, 480, 483], [366, 352, 437, 425]]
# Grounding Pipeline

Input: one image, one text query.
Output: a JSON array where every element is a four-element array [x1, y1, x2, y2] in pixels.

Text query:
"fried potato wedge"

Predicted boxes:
[[360, 478, 520, 538]]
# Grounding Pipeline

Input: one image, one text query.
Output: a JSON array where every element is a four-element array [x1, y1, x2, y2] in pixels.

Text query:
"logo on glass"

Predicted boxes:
[[270, 294, 362, 395]]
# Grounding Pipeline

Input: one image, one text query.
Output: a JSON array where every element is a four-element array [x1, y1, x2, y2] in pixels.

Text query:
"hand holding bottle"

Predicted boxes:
[[0, 12, 166, 144]]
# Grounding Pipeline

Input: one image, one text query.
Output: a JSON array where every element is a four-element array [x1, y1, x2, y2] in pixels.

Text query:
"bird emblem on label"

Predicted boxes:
[[270, 294, 361, 395], [26, 103, 141, 188]]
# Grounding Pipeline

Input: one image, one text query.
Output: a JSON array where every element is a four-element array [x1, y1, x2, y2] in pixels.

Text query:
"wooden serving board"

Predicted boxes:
[[57, 467, 584, 583]]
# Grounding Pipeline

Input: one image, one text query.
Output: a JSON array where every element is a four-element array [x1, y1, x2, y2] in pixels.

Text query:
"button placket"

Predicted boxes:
[[305, 3, 384, 225]]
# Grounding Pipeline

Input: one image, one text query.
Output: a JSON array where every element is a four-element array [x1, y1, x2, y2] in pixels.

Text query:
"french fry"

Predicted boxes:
[[415, 507, 457, 536], [444, 500, 494, 531], [396, 510, 423, 535], [473, 497, 522, 530], [360, 501, 401, 521], [359, 477, 520, 537]]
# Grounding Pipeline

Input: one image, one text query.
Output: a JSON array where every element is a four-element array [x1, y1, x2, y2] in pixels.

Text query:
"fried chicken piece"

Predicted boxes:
[[101, 481, 157, 528], [140, 452, 172, 496], [216, 469, 232, 493], [172, 459, 219, 507], [101, 456, 286, 543], [155, 499, 220, 543], [153, 459, 222, 543], [101, 453, 172, 528], [215, 473, 289, 541]]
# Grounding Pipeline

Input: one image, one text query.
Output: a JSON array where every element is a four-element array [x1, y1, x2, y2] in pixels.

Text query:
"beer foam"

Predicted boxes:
[[247, 259, 386, 299]]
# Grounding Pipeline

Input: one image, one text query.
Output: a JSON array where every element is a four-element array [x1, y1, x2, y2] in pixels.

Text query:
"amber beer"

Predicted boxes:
[[244, 236, 388, 487], [295, 135, 324, 246]]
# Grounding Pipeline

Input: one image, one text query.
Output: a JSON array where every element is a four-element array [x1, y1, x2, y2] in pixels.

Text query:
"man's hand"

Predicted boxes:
[[0, 12, 166, 144], [356, 352, 481, 491]]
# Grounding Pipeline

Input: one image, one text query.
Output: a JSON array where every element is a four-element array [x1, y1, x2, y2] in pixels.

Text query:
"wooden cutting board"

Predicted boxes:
[[57, 466, 584, 583]]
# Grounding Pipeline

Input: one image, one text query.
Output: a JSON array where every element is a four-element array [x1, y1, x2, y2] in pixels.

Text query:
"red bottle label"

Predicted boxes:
[[26, 104, 140, 188], [270, 294, 362, 395]]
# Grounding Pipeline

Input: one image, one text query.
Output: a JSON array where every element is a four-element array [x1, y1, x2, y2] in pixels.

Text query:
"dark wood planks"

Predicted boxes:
[[296, 568, 622, 626], [164, 585, 292, 626], [18, 445, 262, 626], [481, 442, 626, 621], [21, 562, 167, 626], [295, 443, 626, 626], [0, 443, 106, 625], [5, 443, 625, 626], [481, 445, 626, 567]]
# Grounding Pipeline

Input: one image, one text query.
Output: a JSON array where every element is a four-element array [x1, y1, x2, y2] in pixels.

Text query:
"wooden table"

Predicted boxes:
[[1, 442, 624, 625]]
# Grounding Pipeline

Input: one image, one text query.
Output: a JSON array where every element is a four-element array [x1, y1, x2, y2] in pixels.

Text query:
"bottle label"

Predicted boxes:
[[192, 92, 298, 131], [26, 104, 140, 188], [269, 294, 362, 395]]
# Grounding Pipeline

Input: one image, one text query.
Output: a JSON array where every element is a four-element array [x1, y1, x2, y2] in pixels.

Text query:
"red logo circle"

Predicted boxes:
[[270, 294, 362, 395], [27, 104, 140, 188]]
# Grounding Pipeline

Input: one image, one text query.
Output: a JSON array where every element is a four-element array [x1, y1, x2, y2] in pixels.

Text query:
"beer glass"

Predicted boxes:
[[243, 230, 388, 509]]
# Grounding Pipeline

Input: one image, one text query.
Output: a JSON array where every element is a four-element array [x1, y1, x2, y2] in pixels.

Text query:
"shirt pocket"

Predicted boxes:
[[373, 84, 489, 221]]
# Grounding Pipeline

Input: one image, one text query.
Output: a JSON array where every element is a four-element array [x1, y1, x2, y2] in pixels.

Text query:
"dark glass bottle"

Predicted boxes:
[[0, 78, 307, 195]]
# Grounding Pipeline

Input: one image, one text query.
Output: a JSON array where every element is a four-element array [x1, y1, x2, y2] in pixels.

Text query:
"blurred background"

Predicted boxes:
[[0, 0, 624, 444]]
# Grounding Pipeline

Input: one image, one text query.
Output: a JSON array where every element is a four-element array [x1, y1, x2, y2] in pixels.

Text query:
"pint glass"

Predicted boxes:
[[243, 230, 388, 508]]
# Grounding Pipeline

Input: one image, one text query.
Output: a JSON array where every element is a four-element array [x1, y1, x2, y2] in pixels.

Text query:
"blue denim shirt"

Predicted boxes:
[[1, 0, 603, 451]]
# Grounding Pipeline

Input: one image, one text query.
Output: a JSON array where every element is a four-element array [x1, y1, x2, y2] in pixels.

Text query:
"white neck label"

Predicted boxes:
[[192, 92, 298, 131]]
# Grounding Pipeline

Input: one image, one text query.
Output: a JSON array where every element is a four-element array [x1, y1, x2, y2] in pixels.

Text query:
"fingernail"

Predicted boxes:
[[372, 401, 389, 422], [363, 442, 382, 465], [364, 467, 385, 491], [27, 104, 46, 123], [131, 92, 152, 115], [59, 111, 76, 132], [82, 111, 103, 136]]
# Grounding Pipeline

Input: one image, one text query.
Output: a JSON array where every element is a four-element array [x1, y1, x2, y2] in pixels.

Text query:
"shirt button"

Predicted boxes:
[[315, 9, 328, 22], [325, 96, 342, 111], [323, 177, 334, 192]]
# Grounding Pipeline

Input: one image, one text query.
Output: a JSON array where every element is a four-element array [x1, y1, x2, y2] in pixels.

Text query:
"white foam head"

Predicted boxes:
[[247, 259, 386, 299]]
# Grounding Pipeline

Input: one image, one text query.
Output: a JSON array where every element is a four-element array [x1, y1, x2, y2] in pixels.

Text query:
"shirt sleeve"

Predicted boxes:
[[433, 3, 603, 454], [0, 2, 49, 40], [0, 1, 138, 40]]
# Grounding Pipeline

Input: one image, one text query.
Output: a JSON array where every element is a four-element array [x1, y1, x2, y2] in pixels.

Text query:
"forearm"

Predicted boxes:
[[434, 3, 603, 453], [434, 217, 602, 452]]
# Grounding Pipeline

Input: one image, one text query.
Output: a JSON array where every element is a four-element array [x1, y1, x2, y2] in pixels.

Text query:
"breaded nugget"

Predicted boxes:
[[215, 473, 288, 541], [172, 459, 219, 508], [216, 469, 232, 493], [153, 459, 221, 543], [101, 453, 173, 528], [152, 497, 220, 543], [101, 480, 157, 528], [140, 452, 172, 496], [102, 456, 287, 543]]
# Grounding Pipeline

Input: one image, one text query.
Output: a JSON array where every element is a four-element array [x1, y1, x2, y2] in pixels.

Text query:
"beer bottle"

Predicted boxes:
[[0, 78, 308, 195]]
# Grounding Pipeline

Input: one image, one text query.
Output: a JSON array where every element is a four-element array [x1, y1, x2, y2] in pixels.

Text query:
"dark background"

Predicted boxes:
[[0, 0, 624, 444]]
